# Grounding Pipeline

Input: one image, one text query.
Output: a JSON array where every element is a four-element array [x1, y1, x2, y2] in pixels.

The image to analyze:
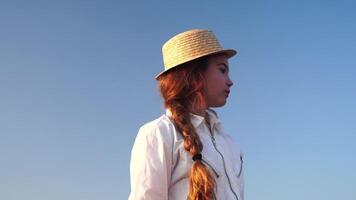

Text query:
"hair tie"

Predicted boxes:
[[192, 153, 202, 161]]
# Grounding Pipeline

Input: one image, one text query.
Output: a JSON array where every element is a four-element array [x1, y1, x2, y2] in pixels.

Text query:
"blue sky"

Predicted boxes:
[[1, 0, 355, 199]]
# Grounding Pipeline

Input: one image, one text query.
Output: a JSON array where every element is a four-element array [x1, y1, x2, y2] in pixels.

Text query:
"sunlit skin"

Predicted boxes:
[[191, 54, 234, 116]]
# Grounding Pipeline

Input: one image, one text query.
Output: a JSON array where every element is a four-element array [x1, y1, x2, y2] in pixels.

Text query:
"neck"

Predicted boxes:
[[189, 107, 207, 117]]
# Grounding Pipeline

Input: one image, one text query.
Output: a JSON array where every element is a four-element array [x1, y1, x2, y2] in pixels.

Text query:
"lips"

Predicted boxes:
[[225, 90, 230, 97]]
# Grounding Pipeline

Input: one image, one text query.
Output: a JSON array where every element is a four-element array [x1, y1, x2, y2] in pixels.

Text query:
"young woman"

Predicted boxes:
[[129, 29, 244, 200]]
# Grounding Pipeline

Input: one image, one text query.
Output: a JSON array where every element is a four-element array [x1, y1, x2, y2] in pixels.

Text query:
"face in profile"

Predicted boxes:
[[203, 54, 234, 108]]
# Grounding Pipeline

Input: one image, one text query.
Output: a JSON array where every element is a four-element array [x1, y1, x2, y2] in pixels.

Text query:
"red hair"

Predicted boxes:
[[158, 57, 217, 200]]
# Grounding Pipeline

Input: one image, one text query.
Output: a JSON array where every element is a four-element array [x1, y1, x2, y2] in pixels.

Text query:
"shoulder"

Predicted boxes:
[[138, 114, 175, 136], [136, 114, 176, 145]]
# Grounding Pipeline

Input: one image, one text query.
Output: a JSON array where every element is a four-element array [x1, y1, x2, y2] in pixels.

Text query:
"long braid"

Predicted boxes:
[[158, 56, 216, 200], [168, 102, 216, 200], [169, 103, 202, 158]]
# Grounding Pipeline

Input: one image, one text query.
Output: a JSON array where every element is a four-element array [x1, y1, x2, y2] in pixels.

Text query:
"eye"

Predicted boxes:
[[219, 68, 226, 74]]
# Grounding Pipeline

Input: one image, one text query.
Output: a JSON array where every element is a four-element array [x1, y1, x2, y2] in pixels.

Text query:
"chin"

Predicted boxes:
[[210, 100, 227, 108]]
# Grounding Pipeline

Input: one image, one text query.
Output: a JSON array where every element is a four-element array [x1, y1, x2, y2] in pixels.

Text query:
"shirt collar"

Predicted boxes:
[[166, 109, 221, 129]]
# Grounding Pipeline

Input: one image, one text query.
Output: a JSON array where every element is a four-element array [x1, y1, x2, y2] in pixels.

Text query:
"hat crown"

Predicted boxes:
[[162, 29, 223, 69], [155, 29, 236, 80]]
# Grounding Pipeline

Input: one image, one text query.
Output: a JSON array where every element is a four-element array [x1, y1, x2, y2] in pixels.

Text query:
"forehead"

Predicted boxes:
[[207, 54, 229, 65]]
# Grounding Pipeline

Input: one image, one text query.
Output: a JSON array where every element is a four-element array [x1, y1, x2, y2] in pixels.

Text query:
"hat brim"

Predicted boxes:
[[155, 48, 237, 80]]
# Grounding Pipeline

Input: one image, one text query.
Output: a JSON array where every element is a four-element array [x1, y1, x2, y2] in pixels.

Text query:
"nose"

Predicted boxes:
[[227, 76, 233, 87]]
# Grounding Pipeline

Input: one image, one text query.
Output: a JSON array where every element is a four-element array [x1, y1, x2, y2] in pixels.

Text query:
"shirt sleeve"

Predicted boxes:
[[128, 123, 173, 200]]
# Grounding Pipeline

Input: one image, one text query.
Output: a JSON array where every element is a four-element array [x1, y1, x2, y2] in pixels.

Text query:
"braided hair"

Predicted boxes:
[[158, 56, 216, 200]]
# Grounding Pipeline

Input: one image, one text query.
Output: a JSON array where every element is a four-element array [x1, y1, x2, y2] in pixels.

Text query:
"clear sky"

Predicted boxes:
[[1, 0, 355, 199]]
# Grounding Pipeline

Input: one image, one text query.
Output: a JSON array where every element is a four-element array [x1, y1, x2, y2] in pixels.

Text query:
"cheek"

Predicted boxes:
[[206, 75, 222, 91], [204, 71, 226, 93], [212, 75, 226, 89], [205, 83, 219, 97]]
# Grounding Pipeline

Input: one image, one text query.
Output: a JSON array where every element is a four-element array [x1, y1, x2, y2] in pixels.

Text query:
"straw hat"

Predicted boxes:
[[155, 29, 237, 80]]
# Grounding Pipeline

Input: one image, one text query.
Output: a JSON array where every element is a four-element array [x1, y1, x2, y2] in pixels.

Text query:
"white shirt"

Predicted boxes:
[[129, 110, 244, 200]]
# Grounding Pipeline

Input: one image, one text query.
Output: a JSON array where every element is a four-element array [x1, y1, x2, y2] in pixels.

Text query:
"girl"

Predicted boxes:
[[129, 29, 244, 200]]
